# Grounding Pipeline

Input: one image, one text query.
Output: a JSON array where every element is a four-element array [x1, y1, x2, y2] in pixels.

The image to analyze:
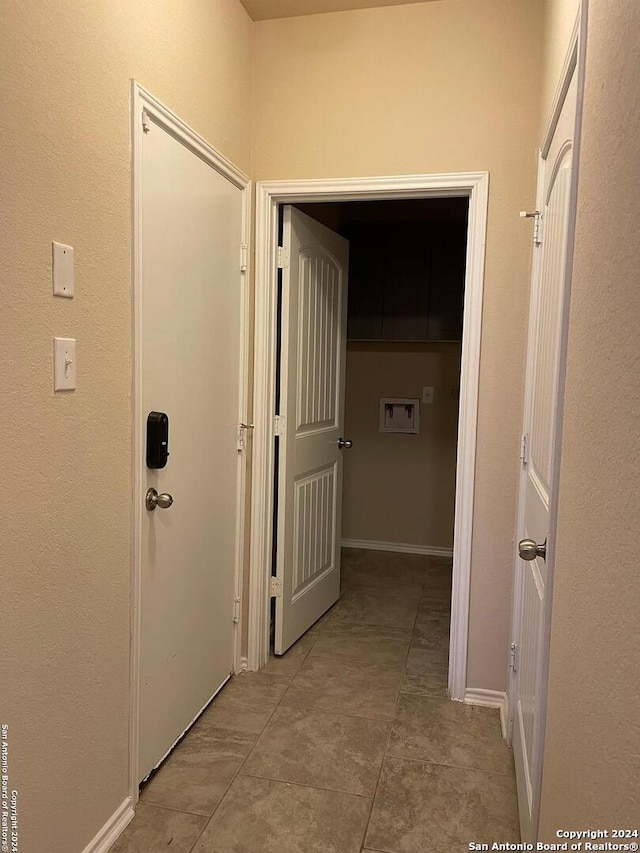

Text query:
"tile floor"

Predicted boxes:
[[112, 548, 519, 853]]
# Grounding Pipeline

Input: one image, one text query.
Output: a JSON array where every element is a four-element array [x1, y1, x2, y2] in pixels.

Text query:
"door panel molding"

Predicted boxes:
[[249, 171, 489, 704], [130, 81, 251, 805], [275, 207, 348, 653], [541, 10, 581, 161], [292, 463, 337, 600], [509, 4, 587, 840]]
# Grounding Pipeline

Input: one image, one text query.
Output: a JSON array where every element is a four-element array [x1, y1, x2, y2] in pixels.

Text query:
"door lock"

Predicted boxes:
[[146, 412, 169, 469], [146, 488, 174, 512], [518, 538, 546, 561]]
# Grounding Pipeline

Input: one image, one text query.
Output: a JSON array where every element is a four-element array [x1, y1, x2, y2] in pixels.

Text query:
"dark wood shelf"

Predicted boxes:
[[346, 222, 467, 343]]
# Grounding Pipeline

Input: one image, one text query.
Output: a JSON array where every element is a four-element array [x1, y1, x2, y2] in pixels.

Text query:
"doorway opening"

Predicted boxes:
[[268, 197, 468, 677], [298, 195, 467, 543], [248, 173, 489, 702]]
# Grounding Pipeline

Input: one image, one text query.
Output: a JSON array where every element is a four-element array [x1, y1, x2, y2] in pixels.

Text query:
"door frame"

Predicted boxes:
[[129, 81, 251, 802], [508, 4, 587, 839], [248, 172, 490, 702]]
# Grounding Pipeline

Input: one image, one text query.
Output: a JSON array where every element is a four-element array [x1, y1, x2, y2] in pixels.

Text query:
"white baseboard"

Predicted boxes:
[[341, 538, 453, 558], [80, 797, 134, 853], [464, 688, 510, 740]]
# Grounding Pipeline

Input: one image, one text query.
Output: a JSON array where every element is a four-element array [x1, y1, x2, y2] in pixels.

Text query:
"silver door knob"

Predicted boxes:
[[338, 438, 353, 449], [146, 487, 174, 512], [518, 538, 546, 561]]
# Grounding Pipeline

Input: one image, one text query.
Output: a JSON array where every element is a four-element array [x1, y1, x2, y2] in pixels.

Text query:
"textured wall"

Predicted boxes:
[[342, 345, 461, 549], [0, 1, 251, 850], [538, 0, 640, 832], [252, 0, 544, 691]]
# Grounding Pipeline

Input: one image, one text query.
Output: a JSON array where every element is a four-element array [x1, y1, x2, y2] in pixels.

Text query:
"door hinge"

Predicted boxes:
[[233, 597, 241, 624], [240, 243, 248, 273], [520, 433, 529, 465], [141, 109, 151, 134], [270, 577, 283, 598], [237, 422, 254, 451], [519, 210, 542, 246], [274, 414, 286, 436], [276, 246, 290, 269], [510, 642, 518, 673]]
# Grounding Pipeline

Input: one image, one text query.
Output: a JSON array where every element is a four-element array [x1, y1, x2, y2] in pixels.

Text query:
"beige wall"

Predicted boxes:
[[541, 0, 581, 136], [252, 0, 544, 690], [538, 0, 640, 831], [342, 344, 461, 548], [0, 1, 251, 850], [5, 0, 613, 845]]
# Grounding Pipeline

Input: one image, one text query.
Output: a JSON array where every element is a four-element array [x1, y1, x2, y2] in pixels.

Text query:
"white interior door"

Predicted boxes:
[[137, 109, 244, 780], [275, 206, 349, 654], [512, 69, 579, 839]]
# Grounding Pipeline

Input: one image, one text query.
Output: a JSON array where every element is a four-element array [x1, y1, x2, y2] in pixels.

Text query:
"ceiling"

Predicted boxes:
[[241, 0, 438, 22]]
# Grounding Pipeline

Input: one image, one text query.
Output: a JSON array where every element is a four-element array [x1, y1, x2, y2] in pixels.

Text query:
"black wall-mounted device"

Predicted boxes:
[[146, 411, 169, 469]]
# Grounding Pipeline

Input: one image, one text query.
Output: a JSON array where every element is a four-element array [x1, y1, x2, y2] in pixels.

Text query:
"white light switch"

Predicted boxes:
[[422, 386, 434, 404], [53, 337, 77, 391], [52, 242, 74, 297]]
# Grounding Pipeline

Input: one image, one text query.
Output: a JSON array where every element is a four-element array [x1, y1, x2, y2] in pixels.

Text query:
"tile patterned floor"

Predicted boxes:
[[111, 549, 519, 853]]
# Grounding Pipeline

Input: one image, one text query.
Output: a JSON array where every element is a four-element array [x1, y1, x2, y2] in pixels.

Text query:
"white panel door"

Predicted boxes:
[[512, 69, 578, 839], [275, 206, 349, 655], [138, 112, 243, 780]]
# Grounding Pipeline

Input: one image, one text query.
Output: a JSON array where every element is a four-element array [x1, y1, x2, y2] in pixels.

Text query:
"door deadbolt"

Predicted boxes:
[[146, 487, 174, 512], [518, 538, 546, 561]]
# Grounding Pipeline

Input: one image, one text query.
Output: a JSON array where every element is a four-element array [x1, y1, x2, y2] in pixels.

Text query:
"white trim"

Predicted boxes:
[[464, 688, 509, 741], [248, 172, 489, 706], [508, 154, 546, 710], [341, 539, 453, 558], [129, 81, 250, 803], [448, 172, 489, 702], [541, 12, 580, 159], [233, 173, 252, 676], [135, 87, 249, 190], [80, 798, 134, 853]]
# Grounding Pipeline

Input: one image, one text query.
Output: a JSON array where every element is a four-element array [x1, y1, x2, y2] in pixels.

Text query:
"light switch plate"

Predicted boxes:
[[52, 242, 74, 297], [422, 386, 434, 404], [53, 337, 77, 391]]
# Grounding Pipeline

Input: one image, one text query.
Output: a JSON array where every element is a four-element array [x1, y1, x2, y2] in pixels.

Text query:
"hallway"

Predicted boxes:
[[113, 549, 519, 852]]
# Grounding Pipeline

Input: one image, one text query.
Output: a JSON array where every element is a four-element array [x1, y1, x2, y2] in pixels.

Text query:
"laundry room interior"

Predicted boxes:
[[296, 197, 467, 560]]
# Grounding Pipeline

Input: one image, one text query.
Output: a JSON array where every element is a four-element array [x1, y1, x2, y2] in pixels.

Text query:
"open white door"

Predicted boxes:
[[511, 68, 579, 839], [136, 98, 246, 781], [274, 206, 349, 655]]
